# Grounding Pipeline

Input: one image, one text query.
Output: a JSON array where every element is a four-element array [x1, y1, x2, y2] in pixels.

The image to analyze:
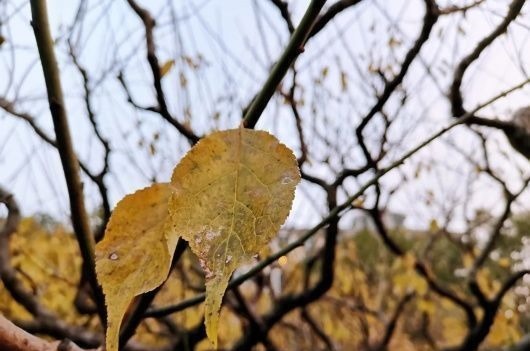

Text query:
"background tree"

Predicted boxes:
[[1, 0, 530, 350]]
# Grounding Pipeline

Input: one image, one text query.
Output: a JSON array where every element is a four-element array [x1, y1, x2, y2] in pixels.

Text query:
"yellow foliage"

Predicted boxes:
[[486, 308, 521, 347], [498, 257, 511, 269], [441, 315, 467, 347], [0, 218, 95, 327], [417, 298, 435, 316], [462, 253, 474, 269], [476, 269, 501, 299], [168, 127, 300, 347], [392, 253, 427, 296]]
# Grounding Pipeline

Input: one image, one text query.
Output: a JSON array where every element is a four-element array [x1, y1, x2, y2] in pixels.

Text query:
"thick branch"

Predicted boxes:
[[0, 315, 93, 351], [29, 0, 105, 324]]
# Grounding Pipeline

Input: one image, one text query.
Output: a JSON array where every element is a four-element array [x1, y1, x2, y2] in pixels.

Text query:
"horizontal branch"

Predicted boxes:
[[147, 78, 530, 318], [0, 315, 92, 351]]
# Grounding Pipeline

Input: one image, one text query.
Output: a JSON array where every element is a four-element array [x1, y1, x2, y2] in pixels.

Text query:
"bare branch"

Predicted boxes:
[[146, 78, 530, 318], [450, 0, 526, 118], [29, 0, 105, 324], [309, 0, 363, 39], [243, 0, 327, 129], [125, 0, 199, 144], [0, 315, 94, 351]]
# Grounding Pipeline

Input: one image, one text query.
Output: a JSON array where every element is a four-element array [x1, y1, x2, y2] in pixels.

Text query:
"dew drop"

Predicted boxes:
[[225, 255, 232, 264], [109, 252, 119, 261]]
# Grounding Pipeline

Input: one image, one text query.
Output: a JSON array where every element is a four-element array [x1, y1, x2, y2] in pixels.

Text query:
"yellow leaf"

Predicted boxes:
[[498, 257, 511, 268], [168, 128, 300, 347], [476, 268, 500, 298], [95, 183, 177, 351], [462, 253, 474, 269], [402, 252, 416, 269], [159, 60, 175, 77], [417, 298, 435, 315], [487, 310, 521, 346], [442, 315, 466, 346], [340, 71, 348, 91], [428, 218, 439, 233]]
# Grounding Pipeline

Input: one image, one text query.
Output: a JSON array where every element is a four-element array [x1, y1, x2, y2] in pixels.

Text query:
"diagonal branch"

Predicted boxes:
[[0, 314, 94, 351], [145, 79, 530, 318], [243, 0, 327, 129]]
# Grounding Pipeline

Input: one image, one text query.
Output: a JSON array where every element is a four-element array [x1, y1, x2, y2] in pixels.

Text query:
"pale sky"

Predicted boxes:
[[1, 0, 530, 233]]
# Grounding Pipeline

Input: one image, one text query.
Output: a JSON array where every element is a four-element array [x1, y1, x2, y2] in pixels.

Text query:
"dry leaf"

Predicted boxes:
[[159, 60, 175, 78], [96, 183, 177, 351], [168, 128, 300, 347]]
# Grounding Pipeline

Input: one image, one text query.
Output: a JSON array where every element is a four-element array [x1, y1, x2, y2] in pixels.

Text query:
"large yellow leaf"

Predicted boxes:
[[95, 183, 177, 351], [168, 127, 300, 347]]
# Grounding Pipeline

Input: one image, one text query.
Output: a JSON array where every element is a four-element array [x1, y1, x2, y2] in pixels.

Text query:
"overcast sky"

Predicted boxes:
[[1, 0, 530, 232]]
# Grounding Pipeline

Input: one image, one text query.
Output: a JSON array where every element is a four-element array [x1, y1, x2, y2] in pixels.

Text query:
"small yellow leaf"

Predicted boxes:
[[352, 196, 365, 208], [340, 71, 348, 91], [96, 183, 177, 351], [429, 219, 439, 233], [168, 128, 300, 347], [462, 253, 474, 269], [417, 298, 435, 315], [498, 257, 511, 268], [159, 60, 175, 77]]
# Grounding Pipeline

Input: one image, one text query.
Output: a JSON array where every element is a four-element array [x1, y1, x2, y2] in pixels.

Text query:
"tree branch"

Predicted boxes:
[[243, 0, 327, 129], [450, 0, 526, 117], [29, 0, 105, 324], [0, 315, 94, 351], [308, 0, 363, 39], [125, 0, 199, 144]]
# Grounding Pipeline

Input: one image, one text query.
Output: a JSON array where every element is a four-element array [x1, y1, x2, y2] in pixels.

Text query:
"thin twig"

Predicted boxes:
[[146, 78, 530, 318]]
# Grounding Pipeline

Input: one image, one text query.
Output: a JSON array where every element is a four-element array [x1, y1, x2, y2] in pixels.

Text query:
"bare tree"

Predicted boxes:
[[1, 0, 530, 350]]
